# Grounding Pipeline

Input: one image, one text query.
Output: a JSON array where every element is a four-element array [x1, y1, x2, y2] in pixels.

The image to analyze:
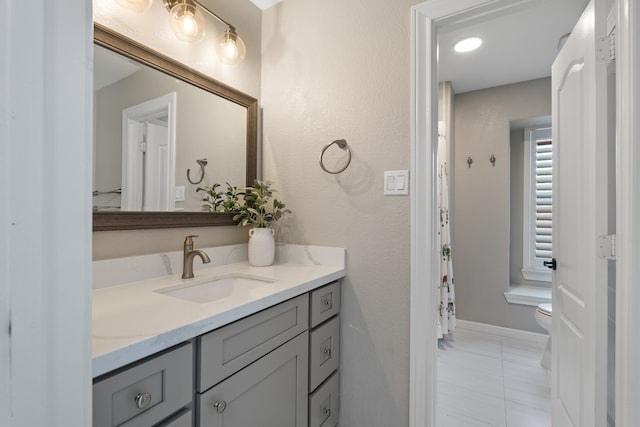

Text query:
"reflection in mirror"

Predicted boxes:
[[92, 24, 257, 230], [94, 45, 247, 212]]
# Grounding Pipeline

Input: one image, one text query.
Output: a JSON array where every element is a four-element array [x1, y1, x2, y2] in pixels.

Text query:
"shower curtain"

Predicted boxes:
[[437, 123, 456, 338]]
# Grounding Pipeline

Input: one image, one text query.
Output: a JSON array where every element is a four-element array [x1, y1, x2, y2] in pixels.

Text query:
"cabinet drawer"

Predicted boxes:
[[309, 371, 340, 427], [198, 294, 308, 391], [197, 332, 309, 427], [93, 342, 193, 427], [309, 315, 340, 392], [310, 281, 340, 328]]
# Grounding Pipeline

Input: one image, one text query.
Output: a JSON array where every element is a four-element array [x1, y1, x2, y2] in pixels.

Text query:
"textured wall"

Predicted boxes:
[[261, 1, 417, 425], [453, 78, 551, 333]]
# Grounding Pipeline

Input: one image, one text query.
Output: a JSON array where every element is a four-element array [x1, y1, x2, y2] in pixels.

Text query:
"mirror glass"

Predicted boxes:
[[92, 24, 257, 230], [93, 45, 247, 212]]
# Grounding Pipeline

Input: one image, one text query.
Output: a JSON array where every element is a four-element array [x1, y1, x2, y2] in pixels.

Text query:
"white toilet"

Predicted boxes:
[[535, 303, 552, 370]]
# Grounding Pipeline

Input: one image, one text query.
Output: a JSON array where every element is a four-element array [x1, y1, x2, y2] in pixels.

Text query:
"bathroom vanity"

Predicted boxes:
[[92, 245, 345, 427]]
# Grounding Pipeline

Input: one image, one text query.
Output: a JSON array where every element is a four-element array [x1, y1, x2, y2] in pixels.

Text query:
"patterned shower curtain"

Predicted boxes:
[[437, 123, 456, 339]]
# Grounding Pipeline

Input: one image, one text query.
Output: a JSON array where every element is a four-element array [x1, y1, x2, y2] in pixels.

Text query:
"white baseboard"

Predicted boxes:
[[455, 319, 548, 344]]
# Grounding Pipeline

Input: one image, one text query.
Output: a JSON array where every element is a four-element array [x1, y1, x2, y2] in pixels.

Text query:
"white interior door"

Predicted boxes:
[[551, 1, 610, 426], [121, 92, 177, 211], [143, 120, 171, 210]]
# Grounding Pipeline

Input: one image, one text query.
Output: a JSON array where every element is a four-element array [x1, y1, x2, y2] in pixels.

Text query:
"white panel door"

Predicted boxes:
[[143, 121, 171, 211], [551, 1, 609, 426]]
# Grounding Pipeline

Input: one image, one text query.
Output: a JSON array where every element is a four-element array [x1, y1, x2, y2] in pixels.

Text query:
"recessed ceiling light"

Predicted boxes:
[[454, 37, 482, 53]]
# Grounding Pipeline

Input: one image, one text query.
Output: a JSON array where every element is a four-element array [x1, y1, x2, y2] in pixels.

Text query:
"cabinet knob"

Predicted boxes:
[[213, 400, 227, 414], [322, 407, 331, 416], [322, 346, 332, 356], [134, 392, 152, 409]]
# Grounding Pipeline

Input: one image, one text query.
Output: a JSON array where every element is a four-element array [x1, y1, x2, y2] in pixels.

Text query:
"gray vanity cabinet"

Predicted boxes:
[[197, 332, 309, 427], [308, 282, 341, 427], [93, 342, 193, 427], [93, 281, 341, 427], [196, 294, 309, 427]]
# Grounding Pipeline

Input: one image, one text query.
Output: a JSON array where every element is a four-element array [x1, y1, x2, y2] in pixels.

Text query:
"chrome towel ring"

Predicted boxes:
[[320, 139, 351, 174]]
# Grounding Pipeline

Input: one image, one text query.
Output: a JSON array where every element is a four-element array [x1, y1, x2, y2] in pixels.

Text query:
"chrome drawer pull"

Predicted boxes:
[[322, 346, 332, 356], [134, 392, 152, 409], [214, 400, 227, 414], [322, 407, 331, 416]]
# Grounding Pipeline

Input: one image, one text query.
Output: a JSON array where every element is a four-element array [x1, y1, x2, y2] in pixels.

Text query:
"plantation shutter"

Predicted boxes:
[[535, 139, 552, 262]]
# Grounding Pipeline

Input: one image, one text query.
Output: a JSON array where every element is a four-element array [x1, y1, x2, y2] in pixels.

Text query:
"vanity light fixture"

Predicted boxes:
[[165, 0, 206, 42], [454, 37, 482, 53], [163, 0, 246, 64]]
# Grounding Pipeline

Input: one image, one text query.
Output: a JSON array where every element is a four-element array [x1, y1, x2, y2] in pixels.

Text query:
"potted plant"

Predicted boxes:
[[233, 180, 291, 266]]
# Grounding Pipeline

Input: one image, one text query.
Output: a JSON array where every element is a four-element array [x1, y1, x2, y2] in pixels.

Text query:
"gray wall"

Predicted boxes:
[[261, 1, 418, 425], [453, 78, 551, 333]]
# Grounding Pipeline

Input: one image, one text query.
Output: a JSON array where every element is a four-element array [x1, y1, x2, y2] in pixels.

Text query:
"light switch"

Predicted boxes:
[[384, 170, 409, 196], [175, 186, 185, 201], [386, 175, 396, 191]]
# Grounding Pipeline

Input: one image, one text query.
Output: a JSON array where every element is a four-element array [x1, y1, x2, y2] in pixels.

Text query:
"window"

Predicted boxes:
[[522, 127, 552, 282]]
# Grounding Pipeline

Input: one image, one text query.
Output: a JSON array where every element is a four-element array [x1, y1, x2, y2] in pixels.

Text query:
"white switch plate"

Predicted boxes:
[[384, 170, 409, 195], [175, 186, 186, 201]]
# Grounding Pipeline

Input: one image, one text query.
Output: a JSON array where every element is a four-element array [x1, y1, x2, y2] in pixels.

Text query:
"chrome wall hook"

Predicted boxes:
[[320, 139, 351, 174], [187, 158, 208, 184], [467, 156, 473, 168], [489, 154, 496, 167]]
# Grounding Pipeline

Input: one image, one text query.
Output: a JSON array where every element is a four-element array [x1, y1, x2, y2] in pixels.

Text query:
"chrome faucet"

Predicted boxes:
[[182, 235, 211, 279]]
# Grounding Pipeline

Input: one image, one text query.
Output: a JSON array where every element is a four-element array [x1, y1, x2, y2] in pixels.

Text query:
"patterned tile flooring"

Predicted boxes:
[[436, 325, 551, 427]]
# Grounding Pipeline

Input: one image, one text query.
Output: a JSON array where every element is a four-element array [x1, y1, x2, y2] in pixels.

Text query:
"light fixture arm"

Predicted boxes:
[[163, 0, 232, 28]]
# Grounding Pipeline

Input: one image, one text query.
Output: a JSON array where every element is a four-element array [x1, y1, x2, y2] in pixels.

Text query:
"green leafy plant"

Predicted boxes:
[[196, 182, 245, 212], [221, 182, 244, 212], [196, 183, 224, 212], [233, 180, 291, 228]]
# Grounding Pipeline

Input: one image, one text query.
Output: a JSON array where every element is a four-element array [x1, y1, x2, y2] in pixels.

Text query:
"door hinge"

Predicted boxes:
[[598, 34, 615, 63], [598, 234, 616, 260], [138, 141, 147, 152]]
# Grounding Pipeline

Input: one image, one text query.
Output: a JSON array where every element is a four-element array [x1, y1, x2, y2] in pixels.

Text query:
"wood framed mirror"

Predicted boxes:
[[93, 23, 258, 231]]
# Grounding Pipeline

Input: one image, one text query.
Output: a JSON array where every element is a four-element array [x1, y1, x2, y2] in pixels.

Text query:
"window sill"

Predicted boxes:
[[504, 284, 552, 307], [521, 267, 551, 282]]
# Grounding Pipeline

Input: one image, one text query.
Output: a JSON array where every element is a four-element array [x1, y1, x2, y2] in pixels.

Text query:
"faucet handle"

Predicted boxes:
[[185, 234, 199, 243]]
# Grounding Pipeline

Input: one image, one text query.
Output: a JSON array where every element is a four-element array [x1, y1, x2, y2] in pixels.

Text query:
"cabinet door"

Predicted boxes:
[[198, 332, 308, 427]]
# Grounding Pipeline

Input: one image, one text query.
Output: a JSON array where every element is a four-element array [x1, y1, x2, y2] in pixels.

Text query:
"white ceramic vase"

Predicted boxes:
[[248, 228, 275, 266]]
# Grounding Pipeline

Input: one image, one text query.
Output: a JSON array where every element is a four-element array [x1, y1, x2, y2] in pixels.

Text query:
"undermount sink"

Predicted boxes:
[[154, 273, 278, 304]]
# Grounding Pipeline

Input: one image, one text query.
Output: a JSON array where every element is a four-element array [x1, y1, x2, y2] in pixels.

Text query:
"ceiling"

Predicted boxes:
[[438, 0, 588, 94]]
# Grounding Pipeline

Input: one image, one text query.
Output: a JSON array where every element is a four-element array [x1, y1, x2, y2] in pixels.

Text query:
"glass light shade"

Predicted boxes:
[[169, 1, 206, 43], [116, 0, 153, 12], [218, 27, 246, 65]]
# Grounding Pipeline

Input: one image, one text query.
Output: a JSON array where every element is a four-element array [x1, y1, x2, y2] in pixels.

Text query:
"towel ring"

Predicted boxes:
[[187, 158, 208, 185], [320, 139, 351, 174]]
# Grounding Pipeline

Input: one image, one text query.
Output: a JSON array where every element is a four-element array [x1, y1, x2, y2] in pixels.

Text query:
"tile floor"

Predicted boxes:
[[436, 325, 551, 427]]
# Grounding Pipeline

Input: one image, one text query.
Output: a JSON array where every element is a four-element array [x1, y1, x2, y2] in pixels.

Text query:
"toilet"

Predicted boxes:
[[535, 303, 552, 370]]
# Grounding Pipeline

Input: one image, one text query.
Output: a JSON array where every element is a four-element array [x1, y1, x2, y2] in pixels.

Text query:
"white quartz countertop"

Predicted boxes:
[[93, 245, 346, 377]]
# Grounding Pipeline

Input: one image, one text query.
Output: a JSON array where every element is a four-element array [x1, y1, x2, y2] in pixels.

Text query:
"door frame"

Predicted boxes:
[[121, 92, 177, 211], [409, 0, 640, 426]]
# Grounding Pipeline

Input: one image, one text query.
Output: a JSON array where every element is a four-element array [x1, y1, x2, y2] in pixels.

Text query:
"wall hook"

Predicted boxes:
[[489, 154, 496, 167], [187, 158, 208, 185], [467, 156, 473, 168]]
